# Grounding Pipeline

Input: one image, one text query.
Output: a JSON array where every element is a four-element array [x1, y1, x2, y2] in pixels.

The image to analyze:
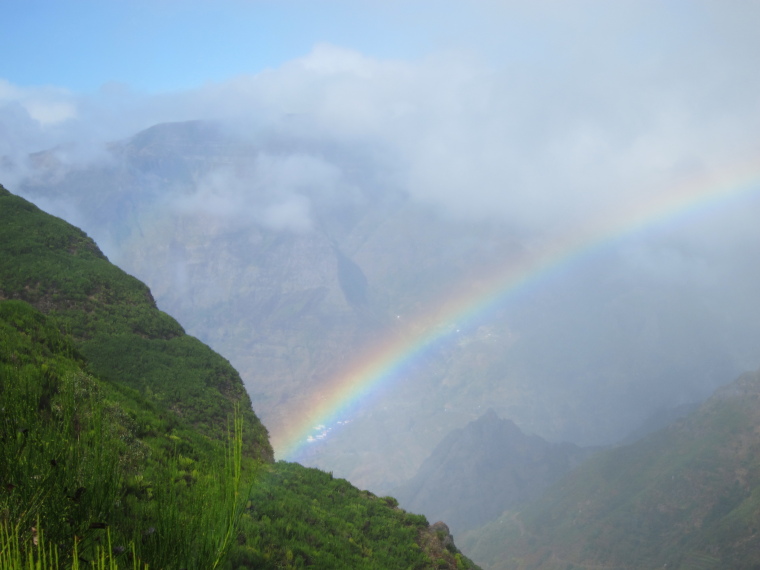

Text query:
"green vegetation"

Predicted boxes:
[[0, 185, 271, 460], [0, 184, 479, 569], [0, 299, 249, 568], [232, 461, 477, 569]]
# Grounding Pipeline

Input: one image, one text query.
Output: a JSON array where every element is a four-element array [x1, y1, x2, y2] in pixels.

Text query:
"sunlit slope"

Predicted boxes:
[[461, 369, 760, 570], [0, 182, 272, 460], [233, 461, 479, 569], [0, 293, 479, 569], [0, 298, 264, 568]]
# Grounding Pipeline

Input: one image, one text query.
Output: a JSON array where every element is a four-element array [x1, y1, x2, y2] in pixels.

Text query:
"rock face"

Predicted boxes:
[[392, 409, 595, 534], [430, 521, 455, 550]]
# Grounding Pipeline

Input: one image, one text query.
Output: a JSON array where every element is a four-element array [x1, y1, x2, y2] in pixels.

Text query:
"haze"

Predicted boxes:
[[3, 0, 760, 491]]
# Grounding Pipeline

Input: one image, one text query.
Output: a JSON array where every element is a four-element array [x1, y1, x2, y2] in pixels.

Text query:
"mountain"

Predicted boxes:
[[0, 181, 272, 461], [393, 409, 595, 535], [0, 183, 478, 569], [16, 120, 749, 492], [16, 120, 532, 488], [460, 368, 760, 570]]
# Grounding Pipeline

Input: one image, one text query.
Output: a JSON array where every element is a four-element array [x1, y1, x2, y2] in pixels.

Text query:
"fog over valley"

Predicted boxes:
[[3, 2, 760, 566]]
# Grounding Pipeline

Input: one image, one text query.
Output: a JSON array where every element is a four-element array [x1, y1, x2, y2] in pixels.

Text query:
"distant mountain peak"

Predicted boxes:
[[393, 409, 595, 535]]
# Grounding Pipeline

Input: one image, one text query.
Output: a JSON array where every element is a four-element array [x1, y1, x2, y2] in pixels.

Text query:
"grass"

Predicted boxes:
[[0, 300, 251, 569]]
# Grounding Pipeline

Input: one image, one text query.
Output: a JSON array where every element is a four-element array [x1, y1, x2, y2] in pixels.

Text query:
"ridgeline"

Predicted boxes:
[[461, 369, 760, 569]]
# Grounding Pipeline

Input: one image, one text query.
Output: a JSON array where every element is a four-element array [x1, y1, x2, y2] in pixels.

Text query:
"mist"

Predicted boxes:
[[3, 1, 760, 489]]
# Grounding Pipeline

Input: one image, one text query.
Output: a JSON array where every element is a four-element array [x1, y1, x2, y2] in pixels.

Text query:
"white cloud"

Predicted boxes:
[[173, 153, 344, 233], [2, 2, 759, 241], [260, 194, 313, 233], [0, 80, 76, 126]]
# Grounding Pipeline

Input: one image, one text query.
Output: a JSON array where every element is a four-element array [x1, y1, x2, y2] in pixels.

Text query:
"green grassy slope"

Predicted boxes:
[[0, 299, 251, 568], [0, 183, 271, 460], [461, 370, 760, 570], [0, 184, 479, 569]]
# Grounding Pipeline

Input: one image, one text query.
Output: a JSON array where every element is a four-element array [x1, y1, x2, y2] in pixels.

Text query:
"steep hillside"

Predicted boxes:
[[393, 409, 595, 535], [0, 183, 272, 460], [17, 122, 529, 488], [0, 298, 256, 568], [0, 183, 478, 569], [460, 369, 760, 570]]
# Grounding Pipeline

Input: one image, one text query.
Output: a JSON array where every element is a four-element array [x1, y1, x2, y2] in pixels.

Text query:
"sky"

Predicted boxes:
[[2, 1, 435, 92], [3, 0, 760, 317], [3, 1, 760, 226]]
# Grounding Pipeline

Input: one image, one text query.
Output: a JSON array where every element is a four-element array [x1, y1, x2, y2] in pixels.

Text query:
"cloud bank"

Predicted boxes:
[[3, 2, 760, 234], [2, 2, 760, 344]]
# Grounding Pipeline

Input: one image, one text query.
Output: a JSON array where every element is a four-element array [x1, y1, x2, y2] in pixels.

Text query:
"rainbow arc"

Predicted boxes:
[[275, 160, 760, 461]]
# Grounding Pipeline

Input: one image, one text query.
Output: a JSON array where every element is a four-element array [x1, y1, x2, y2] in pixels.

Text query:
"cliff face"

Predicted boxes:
[[393, 409, 595, 535], [17, 121, 531, 488]]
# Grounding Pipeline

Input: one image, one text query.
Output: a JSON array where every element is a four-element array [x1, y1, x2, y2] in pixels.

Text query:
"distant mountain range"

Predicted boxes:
[[15, 119, 748, 492], [460, 368, 760, 569]]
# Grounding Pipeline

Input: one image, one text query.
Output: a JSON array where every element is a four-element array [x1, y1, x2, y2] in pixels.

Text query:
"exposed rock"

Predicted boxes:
[[431, 521, 455, 550]]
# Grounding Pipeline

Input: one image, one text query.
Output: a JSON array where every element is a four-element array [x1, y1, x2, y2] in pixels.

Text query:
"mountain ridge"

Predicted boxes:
[[460, 367, 760, 569], [393, 409, 596, 535]]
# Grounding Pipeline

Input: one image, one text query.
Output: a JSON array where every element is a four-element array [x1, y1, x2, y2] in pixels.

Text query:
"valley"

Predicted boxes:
[[17, 120, 754, 494]]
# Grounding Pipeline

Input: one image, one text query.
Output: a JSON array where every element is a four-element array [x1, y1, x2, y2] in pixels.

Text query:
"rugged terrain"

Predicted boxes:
[[393, 409, 596, 535]]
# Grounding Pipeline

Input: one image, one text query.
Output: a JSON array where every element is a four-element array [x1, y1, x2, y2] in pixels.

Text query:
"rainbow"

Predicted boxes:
[[274, 161, 760, 461]]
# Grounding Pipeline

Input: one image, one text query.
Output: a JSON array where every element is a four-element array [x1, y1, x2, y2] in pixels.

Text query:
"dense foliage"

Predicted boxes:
[[0, 184, 479, 569], [0, 300, 248, 568], [0, 184, 271, 460], [233, 461, 477, 569]]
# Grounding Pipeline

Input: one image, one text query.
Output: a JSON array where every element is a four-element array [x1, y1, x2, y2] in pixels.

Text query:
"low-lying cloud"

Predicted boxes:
[[2, 1, 759, 324], [175, 153, 345, 233], [3, 2, 759, 236]]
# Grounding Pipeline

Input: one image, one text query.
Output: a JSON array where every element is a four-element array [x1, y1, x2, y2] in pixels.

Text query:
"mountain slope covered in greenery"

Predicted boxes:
[[460, 368, 760, 569], [0, 183, 271, 460], [0, 183, 478, 569]]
